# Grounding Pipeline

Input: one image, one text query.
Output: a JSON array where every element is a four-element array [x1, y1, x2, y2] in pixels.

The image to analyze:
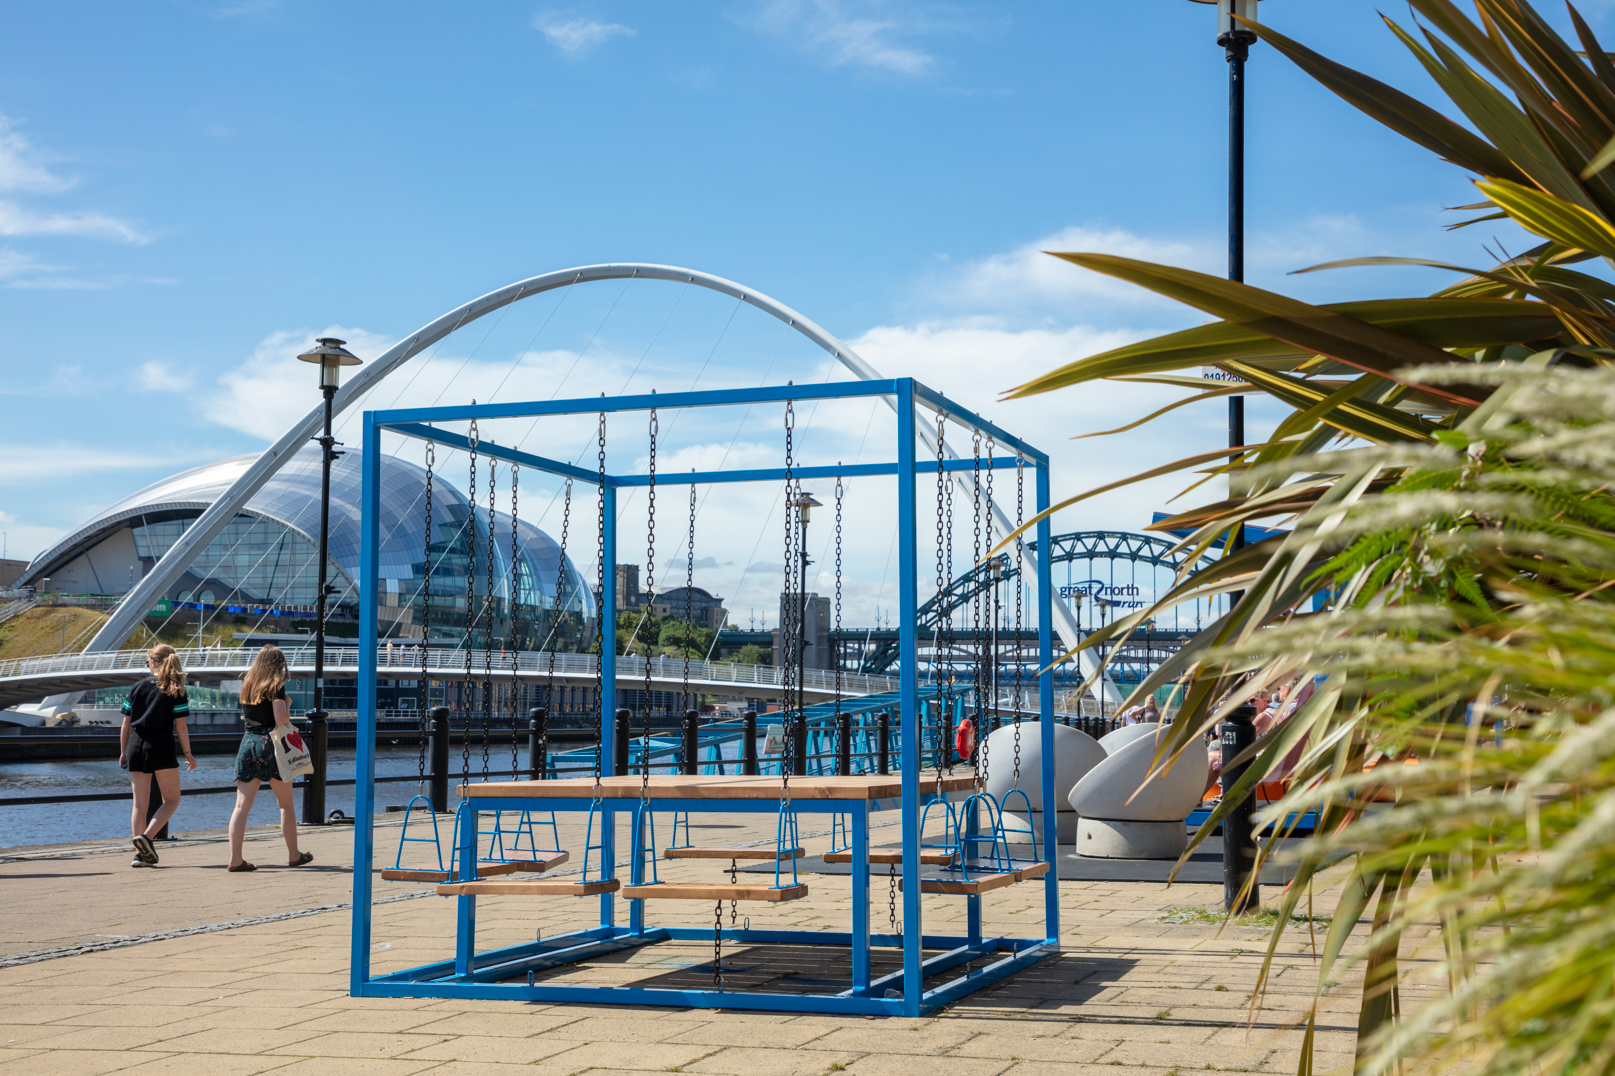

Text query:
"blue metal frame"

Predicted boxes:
[[349, 378, 1057, 1016]]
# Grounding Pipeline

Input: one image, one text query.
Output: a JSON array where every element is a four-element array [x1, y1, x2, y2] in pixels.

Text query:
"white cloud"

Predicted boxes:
[[0, 444, 193, 484], [204, 327, 399, 440], [750, 0, 937, 75], [532, 12, 636, 56], [0, 115, 73, 195], [0, 511, 66, 564], [134, 360, 194, 393], [0, 200, 147, 244]]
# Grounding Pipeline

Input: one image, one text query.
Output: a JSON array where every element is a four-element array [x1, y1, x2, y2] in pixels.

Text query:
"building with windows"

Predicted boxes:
[[19, 443, 593, 652]]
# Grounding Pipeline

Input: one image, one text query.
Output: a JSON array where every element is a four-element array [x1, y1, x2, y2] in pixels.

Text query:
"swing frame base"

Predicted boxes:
[[363, 924, 1056, 1016]]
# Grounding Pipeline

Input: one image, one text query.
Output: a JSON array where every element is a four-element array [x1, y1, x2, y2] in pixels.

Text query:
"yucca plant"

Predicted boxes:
[[992, 2, 1615, 1072]]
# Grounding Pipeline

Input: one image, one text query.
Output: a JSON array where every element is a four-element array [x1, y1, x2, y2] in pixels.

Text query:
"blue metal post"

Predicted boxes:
[[1036, 460, 1059, 940], [601, 482, 619, 929], [455, 809, 477, 976], [896, 379, 922, 1016], [851, 800, 870, 995], [350, 411, 382, 995]]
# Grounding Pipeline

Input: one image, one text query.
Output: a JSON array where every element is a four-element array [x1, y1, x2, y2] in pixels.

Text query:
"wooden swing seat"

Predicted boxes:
[[822, 843, 956, 866], [622, 882, 809, 902], [663, 846, 803, 861], [382, 850, 569, 883], [904, 860, 1051, 895], [435, 877, 620, 897]]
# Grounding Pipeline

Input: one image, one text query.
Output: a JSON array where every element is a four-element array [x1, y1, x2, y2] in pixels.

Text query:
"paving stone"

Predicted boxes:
[[399, 1033, 585, 1064], [842, 1052, 1015, 1076], [541, 1039, 718, 1072], [113, 1055, 300, 1076], [0, 1047, 174, 1075], [685, 1044, 861, 1076]]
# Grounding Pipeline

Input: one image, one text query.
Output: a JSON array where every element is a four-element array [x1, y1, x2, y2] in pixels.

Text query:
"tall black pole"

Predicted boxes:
[[1225, 20, 1252, 598], [794, 515, 809, 777], [302, 382, 335, 826]]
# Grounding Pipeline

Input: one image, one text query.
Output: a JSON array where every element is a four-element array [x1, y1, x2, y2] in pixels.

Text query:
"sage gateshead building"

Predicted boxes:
[[18, 444, 593, 653]]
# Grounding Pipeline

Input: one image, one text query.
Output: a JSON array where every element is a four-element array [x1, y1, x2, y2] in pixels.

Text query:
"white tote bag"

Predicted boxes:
[[271, 724, 315, 782]]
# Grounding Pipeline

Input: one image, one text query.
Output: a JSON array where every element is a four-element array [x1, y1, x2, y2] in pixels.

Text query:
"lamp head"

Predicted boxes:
[[792, 491, 823, 522], [1186, 0, 1259, 45], [297, 337, 362, 390]]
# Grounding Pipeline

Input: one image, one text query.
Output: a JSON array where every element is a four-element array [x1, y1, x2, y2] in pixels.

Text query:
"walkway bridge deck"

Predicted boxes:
[[0, 646, 899, 712]]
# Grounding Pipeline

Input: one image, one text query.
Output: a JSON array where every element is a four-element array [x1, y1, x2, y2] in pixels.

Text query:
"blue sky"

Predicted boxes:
[[1, 1, 1604, 623]]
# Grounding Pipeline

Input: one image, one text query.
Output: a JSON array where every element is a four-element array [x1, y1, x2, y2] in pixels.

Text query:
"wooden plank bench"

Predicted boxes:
[[663, 847, 803, 861], [904, 860, 1051, 895], [622, 882, 809, 902], [382, 850, 569, 883], [436, 877, 620, 897], [822, 843, 956, 866]]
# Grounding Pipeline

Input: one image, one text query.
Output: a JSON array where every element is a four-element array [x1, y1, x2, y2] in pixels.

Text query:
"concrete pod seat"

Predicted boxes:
[[1097, 721, 1160, 754], [1068, 726, 1208, 859], [984, 721, 1105, 844]]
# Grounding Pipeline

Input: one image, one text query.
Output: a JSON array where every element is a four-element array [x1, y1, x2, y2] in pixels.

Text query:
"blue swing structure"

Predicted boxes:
[[350, 376, 1059, 1017]]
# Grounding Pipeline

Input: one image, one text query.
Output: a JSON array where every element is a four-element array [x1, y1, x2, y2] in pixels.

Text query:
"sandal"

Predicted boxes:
[[288, 851, 313, 867], [228, 861, 257, 872]]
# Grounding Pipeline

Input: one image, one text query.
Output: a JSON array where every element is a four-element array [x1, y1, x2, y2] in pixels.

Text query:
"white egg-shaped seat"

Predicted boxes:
[[1068, 727, 1208, 859], [1097, 721, 1161, 754], [983, 721, 1105, 845]]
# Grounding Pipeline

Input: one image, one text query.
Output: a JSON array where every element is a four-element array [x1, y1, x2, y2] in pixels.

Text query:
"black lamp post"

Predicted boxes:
[[790, 489, 821, 775], [295, 336, 362, 826], [1189, 0, 1261, 561]]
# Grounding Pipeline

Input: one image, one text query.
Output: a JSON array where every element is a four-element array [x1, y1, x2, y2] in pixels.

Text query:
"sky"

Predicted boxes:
[[1, 0, 1606, 627]]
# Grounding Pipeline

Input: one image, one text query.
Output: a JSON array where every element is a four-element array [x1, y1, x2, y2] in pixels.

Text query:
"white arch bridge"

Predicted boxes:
[[0, 646, 899, 717]]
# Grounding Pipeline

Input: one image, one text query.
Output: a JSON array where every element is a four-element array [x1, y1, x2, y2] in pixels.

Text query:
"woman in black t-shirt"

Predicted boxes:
[[226, 645, 311, 872], [120, 644, 196, 868]]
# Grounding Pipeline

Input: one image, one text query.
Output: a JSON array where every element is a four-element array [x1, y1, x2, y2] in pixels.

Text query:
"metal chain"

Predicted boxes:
[[888, 862, 898, 932], [418, 439, 435, 793], [833, 474, 844, 766], [983, 438, 996, 789], [780, 399, 795, 806], [462, 420, 478, 785], [935, 412, 952, 781], [544, 479, 572, 779], [684, 479, 695, 715], [1013, 456, 1025, 788], [972, 431, 983, 790], [594, 412, 606, 791], [483, 454, 496, 781], [509, 460, 521, 781], [713, 900, 724, 989], [642, 405, 657, 803]]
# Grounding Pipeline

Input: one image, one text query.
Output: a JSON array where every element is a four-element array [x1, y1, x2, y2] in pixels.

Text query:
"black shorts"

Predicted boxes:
[[127, 729, 179, 773]]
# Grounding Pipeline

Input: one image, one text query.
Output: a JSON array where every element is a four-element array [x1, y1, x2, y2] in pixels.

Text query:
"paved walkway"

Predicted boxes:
[[0, 811, 1376, 1076]]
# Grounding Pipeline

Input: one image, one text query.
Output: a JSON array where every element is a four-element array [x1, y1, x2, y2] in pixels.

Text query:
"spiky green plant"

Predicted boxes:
[[990, 3, 1615, 1073]]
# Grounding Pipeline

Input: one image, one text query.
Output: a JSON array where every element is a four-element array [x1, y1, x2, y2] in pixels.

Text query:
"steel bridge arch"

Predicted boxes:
[[69, 261, 1108, 702], [917, 530, 1216, 634]]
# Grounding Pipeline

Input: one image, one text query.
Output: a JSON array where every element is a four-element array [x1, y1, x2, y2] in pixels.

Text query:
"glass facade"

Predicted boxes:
[[34, 443, 593, 649]]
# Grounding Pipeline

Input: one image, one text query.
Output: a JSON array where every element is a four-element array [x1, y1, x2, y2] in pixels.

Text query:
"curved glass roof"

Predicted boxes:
[[24, 446, 590, 644]]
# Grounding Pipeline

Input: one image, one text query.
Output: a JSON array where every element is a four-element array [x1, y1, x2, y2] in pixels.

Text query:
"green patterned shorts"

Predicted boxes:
[[235, 729, 279, 784]]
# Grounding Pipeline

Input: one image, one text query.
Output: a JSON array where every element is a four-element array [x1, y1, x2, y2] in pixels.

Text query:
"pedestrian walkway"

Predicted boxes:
[[0, 815, 1383, 1075]]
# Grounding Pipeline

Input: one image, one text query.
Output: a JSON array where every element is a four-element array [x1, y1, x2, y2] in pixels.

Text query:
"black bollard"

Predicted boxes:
[[614, 709, 631, 777], [682, 710, 699, 776], [145, 772, 169, 841], [743, 711, 758, 775], [1221, 703, 1260, 914], [428, 706, 450, 812], [529, 707, 546, 781], [837, 712, 852, 775], [877, 711, 890, 776], [792, 713, 808, 777], [301, 709, 328, 826]]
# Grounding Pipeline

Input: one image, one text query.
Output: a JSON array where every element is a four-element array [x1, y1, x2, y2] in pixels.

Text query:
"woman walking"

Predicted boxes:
[[227, 645, 312, 872], [121, 643, 196, 867]]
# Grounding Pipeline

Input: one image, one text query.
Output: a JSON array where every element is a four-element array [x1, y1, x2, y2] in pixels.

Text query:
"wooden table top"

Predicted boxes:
[[455, 774, 978, 801]]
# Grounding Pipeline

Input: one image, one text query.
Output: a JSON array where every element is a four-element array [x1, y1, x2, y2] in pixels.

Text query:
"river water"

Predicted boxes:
[[0, 740, 765, 850]]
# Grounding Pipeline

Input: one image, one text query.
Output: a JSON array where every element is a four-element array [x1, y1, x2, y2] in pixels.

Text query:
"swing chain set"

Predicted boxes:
[[418, 439, 435, 796], [594, 411, 606, 795], [462, 419, 478, 787], [510, 460, 521, 781], [642, 405, 658, 803]]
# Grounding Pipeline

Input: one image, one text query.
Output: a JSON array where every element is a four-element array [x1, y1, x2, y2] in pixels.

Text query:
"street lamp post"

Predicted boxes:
[[790, 489, 822, 775], [1191, 0, 1264, 913], [1189, 0, 1261, 558], [295, 337, 362, 826]]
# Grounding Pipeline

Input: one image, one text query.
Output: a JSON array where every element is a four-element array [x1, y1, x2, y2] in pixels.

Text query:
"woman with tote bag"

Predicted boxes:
[[227, 645, 313, 872], [120, 644, 197, 868]]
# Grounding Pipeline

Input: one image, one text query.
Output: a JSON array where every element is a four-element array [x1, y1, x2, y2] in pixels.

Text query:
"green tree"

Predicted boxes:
[[993, 4, 1615, 1072], [657, 616, 714, 659], [616, 608, 659, 656], [734, 643, 770, 666]]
